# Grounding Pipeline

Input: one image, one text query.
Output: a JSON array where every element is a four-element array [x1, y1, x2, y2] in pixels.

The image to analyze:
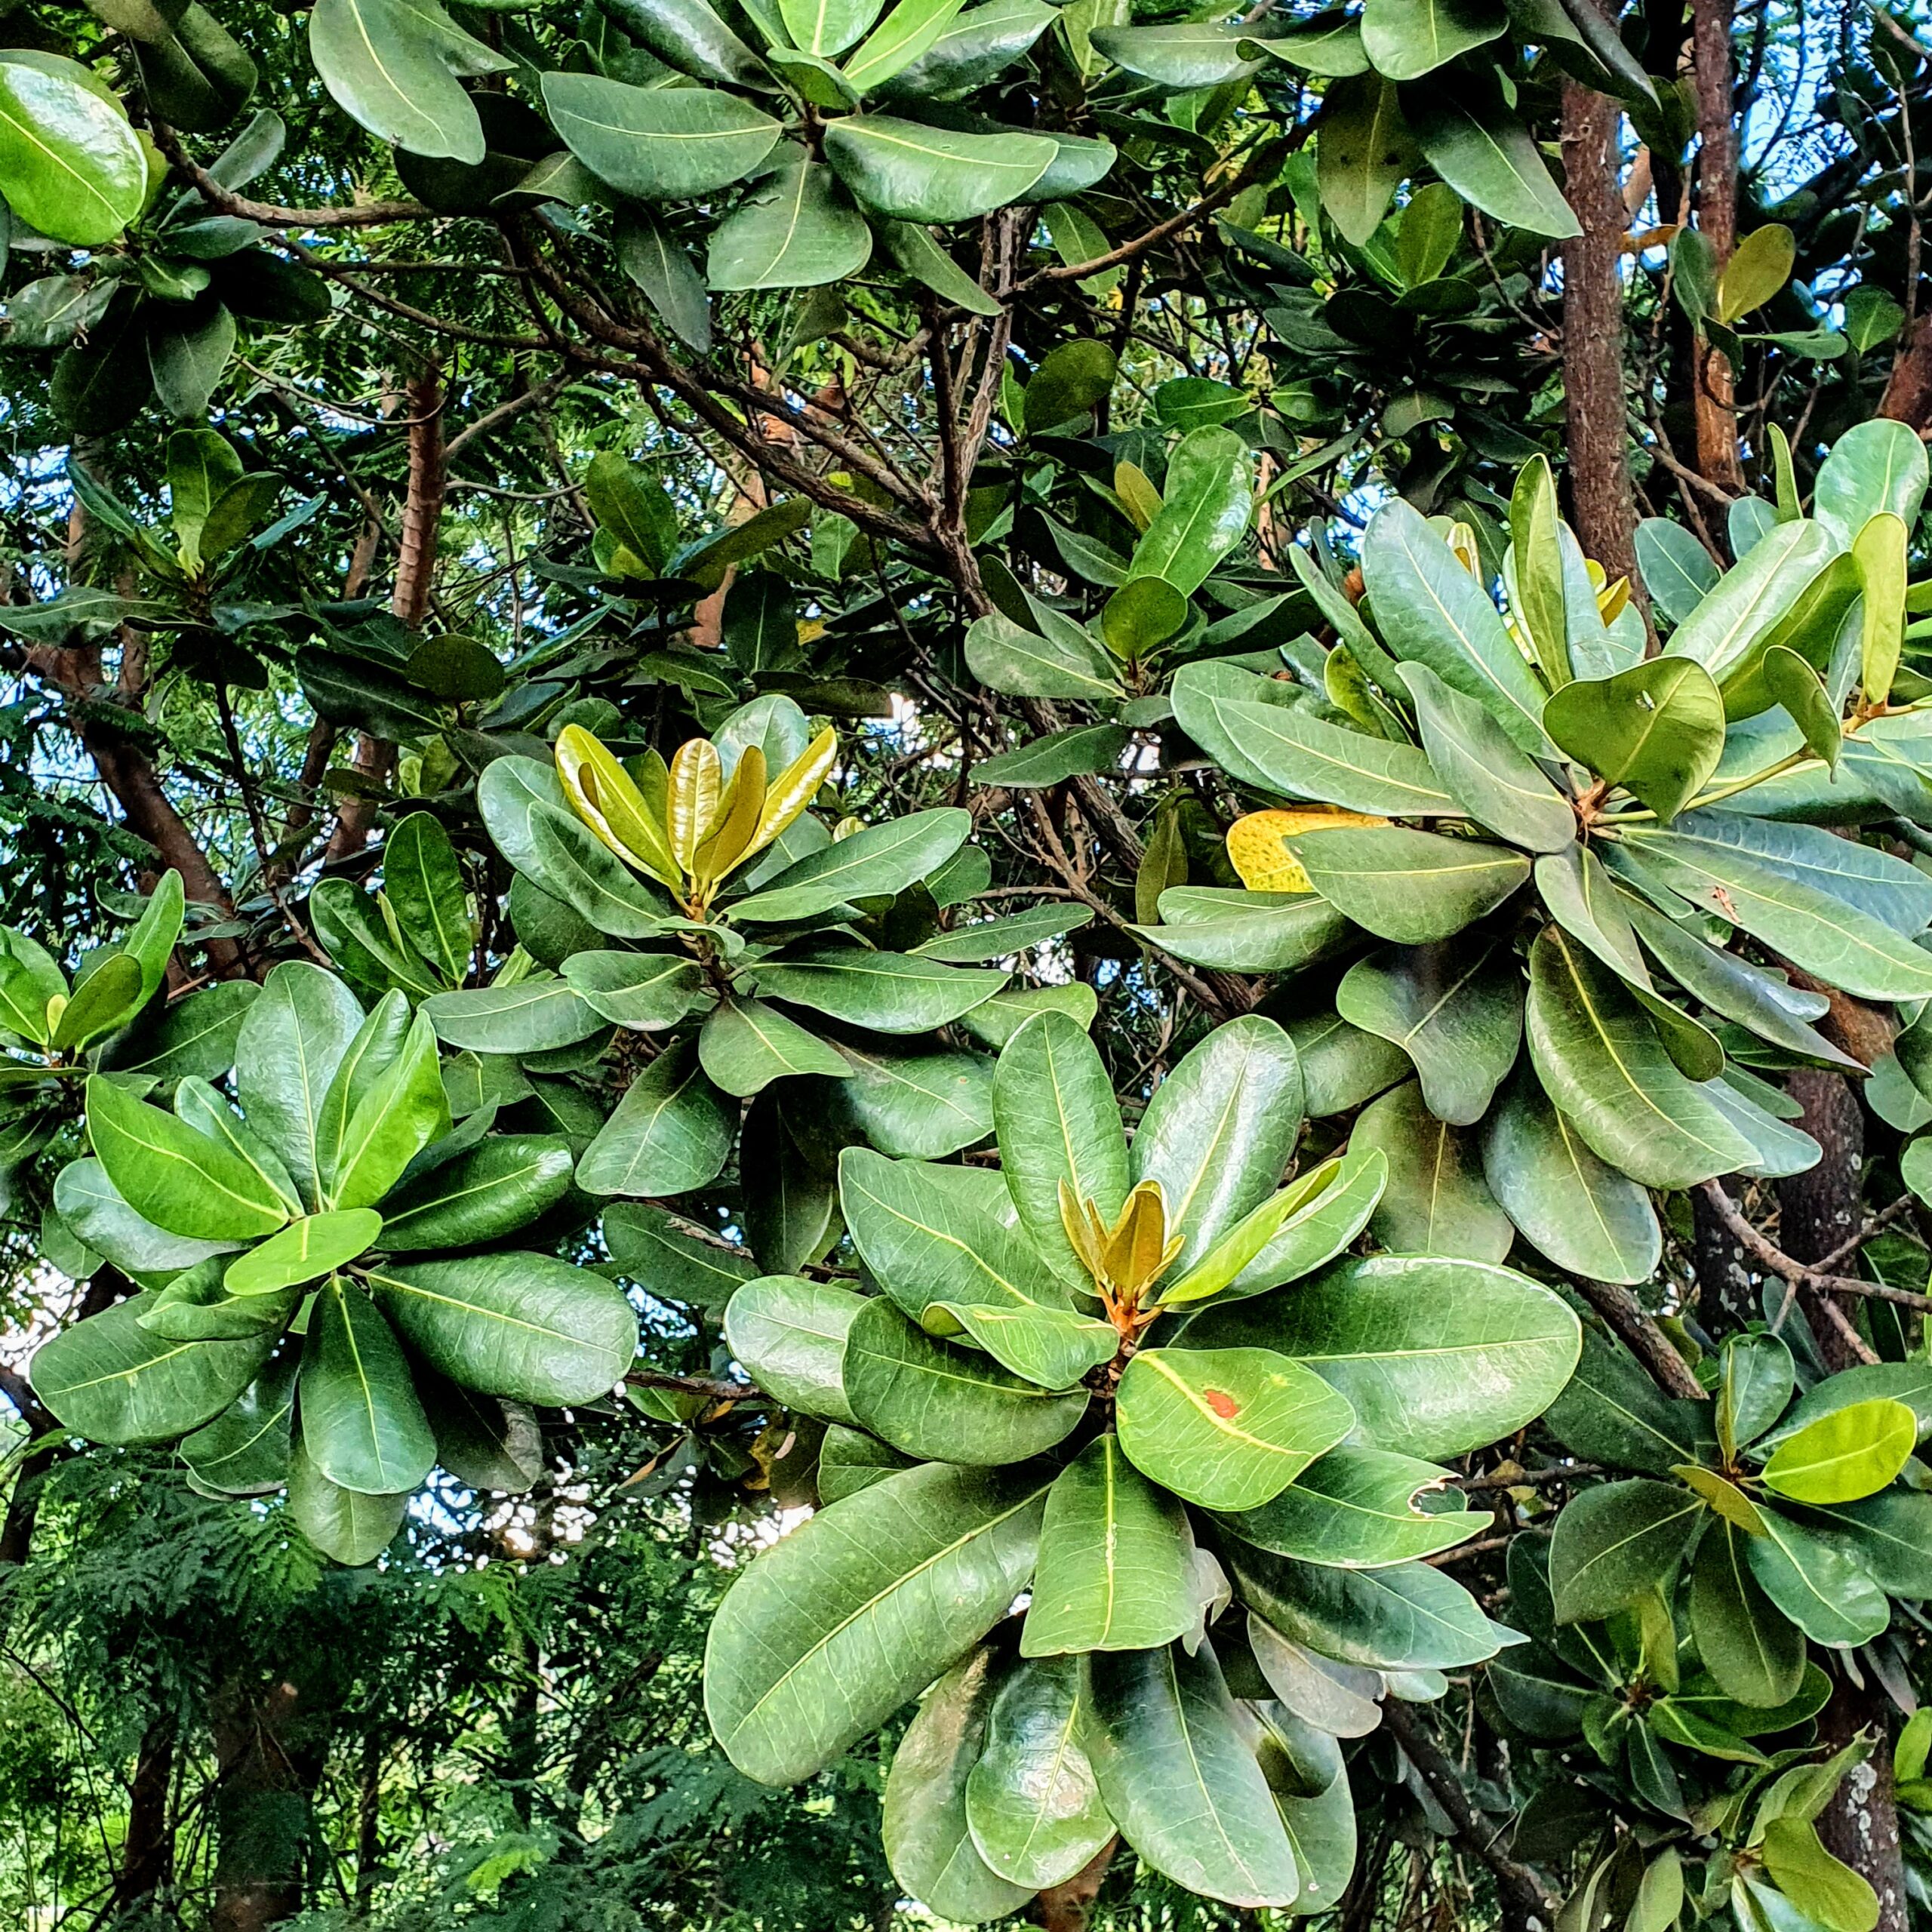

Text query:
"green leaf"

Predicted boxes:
[[1126, 428, 1253, 596], [180, 1353, 297, 1496], [878, 218, 1001, 315], [1547, 1477, 1705, 1623], [1537, 843, 1653, 991], [1798, 1487, 1932, 1599], [1022, 339, 1118, 435], [965, 1654, 1113, 1890], [0, 59, 146, 245], [1291, 826, 1529, 945], [1218, 1148, 1389, 1300], [820, 1042, 993, 1158], [697, 998, 849, 1097], [423, 1378, 542, 1495], [1349, 1078, 1513, 1262], [1138, 888, 1352, 974], [235, 963, 365, 1212], [777, 0, 884, 54], [732, 808, 971, 923], [286, 1434, 407, 1565], [1246, 1615, 1383, 1736], [31, 1293, 273, 1444], [1543, 657, 1725, 823], [1761, 1820, 1880, 1932], [309, 0, 503, 162], [844, 0, 967, 90], [542, 73, 780, 198], [384, 814, 469, 983], [964, 611, 1120, 701], [1717, 1332, 1795, 1459], [752, 947, 1005, 1033], [368, 1251, 638, 1404], [1525, 924, 1757, 1187], [557, 952, 712, 1034], [1221, 1446, 1491, 1567], [600, 0, 772, 85], [1115, 1346, 1354, 1511], [1760, 1397, 1915, 1504], [957, 982, 1097, 1051], [1407, 82, 1580, 238], [929, 1298, 1116, 1391], [706, 1460, 1050, 1784], [1361, 499, 1552, 754], [52, 1159, 240, 1275], [51, 953, 143, 1052], [421, 978, 607, 1054], [914, 906, 1093, 963], [882, 1649, 1033, 1924], [226, 1209, 380, 1297], [1812, 417, 1929, 549], [1227, 1543, 1506, 1669], [86, 1074, 291, 1243], [1021, 1433, 1197, 1655], [1690, 1518, 1806, 1709], [1084, 1641, 1300, 1909], [383, 1135, 574, 1253], [1259, 1719, 1357, 1915], [1715, 223, 1795, 322], [1171, 663, 1457, 817], [1665, 518, 1834, 690], [1636, 519, 1720, 627], [603, 1202, 755, 1312], [1620, 830, 1932, 1001], [1764, 644, 1843, 768], [577, 1043, 735, 1196], [615, 209, 714, 349], [823, 114, 1054, 221], [843, 1297, 1088, 1462], [1316, 73, 1414, 245], [722, 1274, 864, 1423], [1337, 937, 1522, 1127], [707, 154, 873, 291], [1746, 1509, 1888, 1647], [1509, 455, 1571, 687], [1361, 0, 1504, 78], [1131, 1014, 1303, 1277], [328, 1012, 449, 1211], [817, 1424, 914, 1500], [1543, 1327, 1712, 1476], [298, 1279, 435, 1496], [168, 429, 242, 563], [1190, 1252, 1580, 1460], [1480, 1066, 1660, 1285], [1401, 662, 1574, 850], [1090, 20, 1261, 87]]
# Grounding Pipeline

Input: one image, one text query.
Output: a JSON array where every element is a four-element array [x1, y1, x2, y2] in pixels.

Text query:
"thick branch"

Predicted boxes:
[[1698, 1181, 1889, 1359], [1573, 1278, 1707, 1399], [152, 122, 430, 228]]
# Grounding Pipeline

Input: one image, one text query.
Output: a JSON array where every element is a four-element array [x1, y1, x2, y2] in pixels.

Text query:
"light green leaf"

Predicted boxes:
[[751, 947, 1005, 1032], [1126, 427, 1252, 596], [1349, 1078, 1513, 1262], [1760, 1398, 1916, 1505], [1401, 661, 1574, 850], [226, 1209, 380, 1297], [1316, 73, 1414, 245], [1544, 657, 1725, 823], [1290, 826, 1530, 945], [0, 59, 146, 245], [235, 963, 366, 1211], [1812, 417, 1929, 549], [309, 0, 502, 162], [731, 808, 971, 922], [541, 72, 781, 198], [722, 1274, 864, 1423], [823, 113, 1054, 221], [1220, 1446, 1491, 1568], [1408, 83, 1580, 238], [1361, 0, 1504, 78]]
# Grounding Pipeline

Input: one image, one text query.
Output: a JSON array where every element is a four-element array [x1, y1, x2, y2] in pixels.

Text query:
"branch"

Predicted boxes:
[[625, 1369, 761, 1404], [1007, 164, 1261, 297], [1698, 1182, 1891, 1361], [152, 122, 431, 228], [1379, 1700, 1559, 1924], [1572, 1278, 1707, 1400]]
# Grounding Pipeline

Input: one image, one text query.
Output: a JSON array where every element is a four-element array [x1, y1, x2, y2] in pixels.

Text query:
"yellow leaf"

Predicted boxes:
[[1226, 808, 1387, 892], [747, 726, 836, 861], [667, 739, 723, 874], [692, 746, 768, 888], [1115, 460, 1162, 531], [555, 725, 680, 885], [1598, 575, 1632, 626]]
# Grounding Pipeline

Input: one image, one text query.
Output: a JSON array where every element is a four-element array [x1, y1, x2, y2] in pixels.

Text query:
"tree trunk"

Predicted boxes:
[[1558, 63, 1649, 633], [1689, 0, 1743, 491], [1692, 1177, 1758, 1330], [353, 1730, 383, 1916], [1878, 311, 1932, 431], [1777, 1069, 1906, 1930], [112, 1714, 177, 1912], [209, 1677, 326, 1932], [1029, 1838, 1116, 1932]]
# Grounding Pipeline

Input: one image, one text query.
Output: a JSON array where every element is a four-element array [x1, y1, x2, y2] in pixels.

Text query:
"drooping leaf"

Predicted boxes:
[[541, 72, 782, 197]]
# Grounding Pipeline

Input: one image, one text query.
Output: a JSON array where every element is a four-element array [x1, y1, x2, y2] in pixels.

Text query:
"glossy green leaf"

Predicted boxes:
[[1218, 1148, 1389, 1300], [722, 1274, 864, 1424], [1246, 1615, 1384, 1736], [1746, 1509, 1889, 1647], [51, 1159, 240, 1275], [1544, 657, 1725, 823], [1811, 417, 1929, 549], [1690, 1518, 1806, 1708], [601, 0, 772, 85], [1337, 937, 1522, 1127], [0, 58, 146, 245], [329, 1012, 449, 1210], [384, 813, 469, 983], [964, 1653, 1113, 1890], [1525, 924, 1757, 1187], [1636, 518, 1720, 626], [1023, 1433, 1195, 1654], [1401, 662, 1573, 850], [542, 73, 782, 198], [1125, 428, 1252, 596], [1543, 1328, 1712, 1476], [1090, 21, 1261, 88], [1547, 1477, 1705, 1623], [180, 1352, 297, 1496], [1760, 1819, 1879, 1932], [1361, 0, 1504, 77], [732, 808, 971, 922], [287, 1435, 408, 1566], [1480, 1066, 1660, 1284], [379, 1136, 573, 1253], [1084, 1641, 1301, 1909], [820, 1042, 993, 1158], [1193, 1252, 1579, 1461], [603, 1201, 755, 1312], [1291, 826, 1529, 945], [698, 998, 849, 1097], [560, 952, 715, 1032], [752, 948, 1004, 1033], [578, 1044, 734, 1196], [309, 0, 503, 163], [1760, 1397, 1915, 1504], [823, 113, 1054, 221], [964, 611, 1119, 701], [1115, 1346, 1354, 1511], [235, 962, 365, 1211], [298, 1279, 435, 1496], [705, 1460, 1050, 1784], [1349, 1078, 1513, 1262], [1408, 83, 1580, 238], [1139, 888, 1352, 974], [1220, 1446, 1491, 1568], [226, 1208, 380, 1297], [708, 155, 872, 291], [368, 1251, 637, 1405]]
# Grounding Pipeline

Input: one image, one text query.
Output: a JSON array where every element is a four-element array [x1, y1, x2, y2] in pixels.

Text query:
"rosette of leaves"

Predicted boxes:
[[1540, 1322, 1932, 1678], [431, 695, 1069, 1257], [303, 0, 1118, 309], [1492, 1527, 1881, 1932], [0, 431, 301, 688], [1150, 422, 1932, 1281], [30, 961, 637, 1564], [703, 1008, 1582, 1917]]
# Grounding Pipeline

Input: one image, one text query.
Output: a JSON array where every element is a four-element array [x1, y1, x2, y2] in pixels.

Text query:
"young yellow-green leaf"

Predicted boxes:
[[1855, 510, 1908, 706], [225, 1208, 382, 1297], [1715, 222, 1795, 323], [1509, 455, 1571, 688], [1760, 1396, 1916, 1504], [1115, 1346, 1355, 1511], [1759, 1818, 1878, 1932]]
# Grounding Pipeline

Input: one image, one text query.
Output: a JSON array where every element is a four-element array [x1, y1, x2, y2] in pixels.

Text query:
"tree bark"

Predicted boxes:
[[326, 364, 445, 865], [1814, 1673, 1908, 1932], [209, 1676, 326, 1932], [112, 1714, 177, 1912], [1558, 66, 1649, 632], [1029, 1838, 1116, 1932], [1878, 311, 1932, 431], [1689, 0, 1744, 491]]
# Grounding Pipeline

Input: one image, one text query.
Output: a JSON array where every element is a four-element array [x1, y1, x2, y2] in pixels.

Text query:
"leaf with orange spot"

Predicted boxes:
[[1226, 808, 1387, 894]]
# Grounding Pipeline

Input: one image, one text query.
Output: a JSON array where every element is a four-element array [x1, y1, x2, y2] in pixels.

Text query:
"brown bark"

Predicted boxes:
[[1691, 1177, 1758, 1331], [352, 1730, 383, 1915], [1558, 69, 1648, 631], [1029, 1838, 1117, 1932], [112, 1714, 177, 1912], [209, 1677, 326, 1932], [1690, 0, 1744, 491], [1574, 1278, 1706, 1399], [1777, 1069, 1866, 1372], [1814, 1678, 1908, 1932], [326, 365, 445, 864], [1878, 311, 1932, 432]]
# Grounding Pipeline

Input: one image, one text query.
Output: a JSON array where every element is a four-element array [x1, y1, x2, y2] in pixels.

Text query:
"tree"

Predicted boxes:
[[0, 0, 1930, 1927]]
